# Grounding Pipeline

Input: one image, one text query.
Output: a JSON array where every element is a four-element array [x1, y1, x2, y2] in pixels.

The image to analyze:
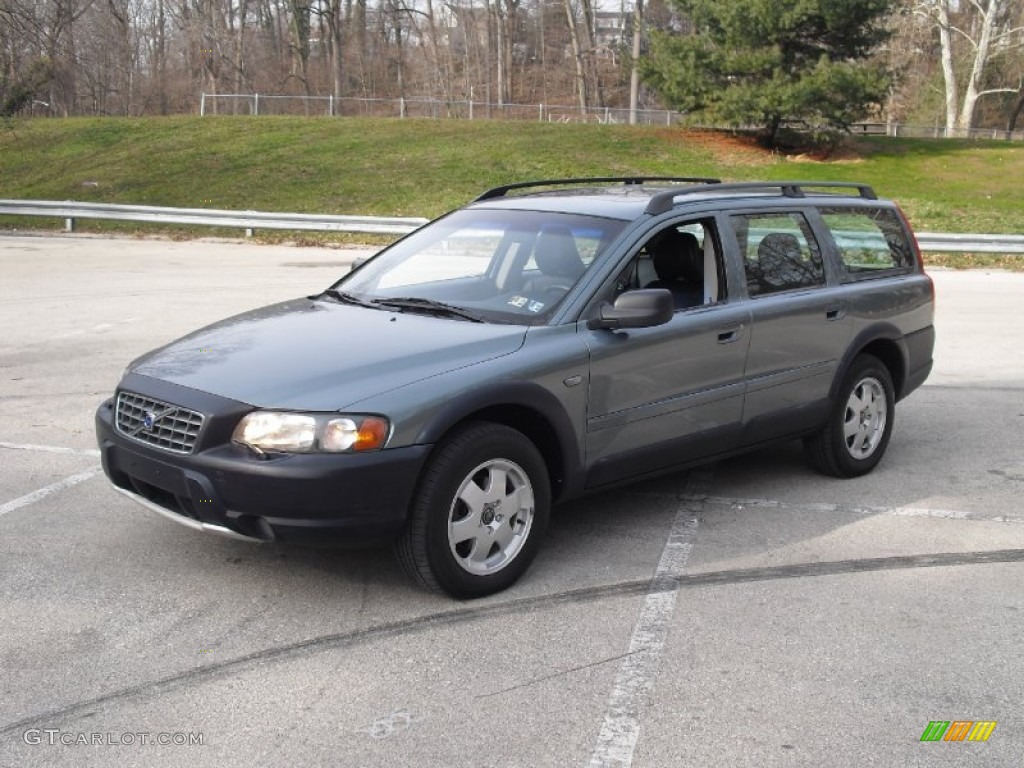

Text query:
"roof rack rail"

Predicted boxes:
[[644, 181, 878, 215], [474, 176, 722, 202]]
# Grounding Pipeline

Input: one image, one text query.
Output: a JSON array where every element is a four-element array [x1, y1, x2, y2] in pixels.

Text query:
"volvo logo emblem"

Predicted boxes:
[[124, 404, 175, 438]]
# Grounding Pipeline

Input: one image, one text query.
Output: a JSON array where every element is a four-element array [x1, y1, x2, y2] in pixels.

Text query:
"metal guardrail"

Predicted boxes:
[[0, 199, 429, 236], [914, 233, 1024, 254], [1, 199, 1023, 253]]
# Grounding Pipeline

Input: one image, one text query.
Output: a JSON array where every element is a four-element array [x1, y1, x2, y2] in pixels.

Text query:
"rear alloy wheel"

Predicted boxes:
[[805, 354, 895, 478], [396, 422, 550, 598]]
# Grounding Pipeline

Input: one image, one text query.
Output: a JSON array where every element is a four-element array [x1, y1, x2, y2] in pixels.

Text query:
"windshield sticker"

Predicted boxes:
[[527, 300, 545, 313], [508, 296, 529, 308]]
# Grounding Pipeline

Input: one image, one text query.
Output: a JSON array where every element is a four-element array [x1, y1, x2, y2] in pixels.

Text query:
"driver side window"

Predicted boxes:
[[606, 218, 727, 311]]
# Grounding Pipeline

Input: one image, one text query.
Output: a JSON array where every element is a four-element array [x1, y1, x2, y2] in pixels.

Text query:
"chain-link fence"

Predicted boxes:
[[199, 93, 683, 125], [198, 93, 1024, 140]]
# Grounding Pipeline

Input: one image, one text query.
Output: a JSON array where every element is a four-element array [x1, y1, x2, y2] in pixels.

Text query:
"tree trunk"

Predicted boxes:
[[233, 0, 249, 103], [493, 0, 505, 105], [766, 114, 782, 147], [353, 0, 366, 95], [628, 0, 643, 124], [423, 0, 452, 104], [1008, 90, 1024, 132], [326, 0, 343, 103], [934, 0, 958, 136], [579, 0, 602, 108], [289, 0, 312, 99], [394, 7, 406, 103], [156, 0, 168, 114], [106, 0, 131, 114], [502, 0, 515, 104], [51, 0, 81, 115], [956, 0, 1002, 136], [563, 0, 587, 114]]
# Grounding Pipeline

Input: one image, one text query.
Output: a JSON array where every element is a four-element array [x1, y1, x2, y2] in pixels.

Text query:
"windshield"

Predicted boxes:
[[333, 209, 627, 324]]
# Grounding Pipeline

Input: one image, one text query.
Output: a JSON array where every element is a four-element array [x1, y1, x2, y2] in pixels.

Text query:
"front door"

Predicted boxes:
[[581, 217, 751, 487]]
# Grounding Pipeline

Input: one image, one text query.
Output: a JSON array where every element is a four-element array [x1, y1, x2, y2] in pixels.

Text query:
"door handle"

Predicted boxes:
[[717, 326, 742, 344], [825, 304, 847, 321]]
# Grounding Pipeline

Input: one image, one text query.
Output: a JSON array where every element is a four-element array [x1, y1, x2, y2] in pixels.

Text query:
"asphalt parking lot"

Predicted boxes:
[[1, 232, 1023, 768]]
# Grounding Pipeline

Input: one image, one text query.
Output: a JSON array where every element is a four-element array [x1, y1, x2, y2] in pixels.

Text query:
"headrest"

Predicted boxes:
[[650, 230, 702, 282], [534, 226, 585, 279]]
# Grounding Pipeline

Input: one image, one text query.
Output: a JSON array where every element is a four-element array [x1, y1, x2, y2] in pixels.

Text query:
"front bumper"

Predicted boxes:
[[110, 484, 265, 542], [95, 393, 431, 546]]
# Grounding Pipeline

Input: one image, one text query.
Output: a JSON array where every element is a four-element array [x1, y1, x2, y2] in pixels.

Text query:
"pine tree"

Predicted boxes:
[[642, 0, 894, 146]]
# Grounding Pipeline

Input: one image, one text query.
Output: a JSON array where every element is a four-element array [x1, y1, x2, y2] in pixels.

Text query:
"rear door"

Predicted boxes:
[[726, 209, 853, 444]]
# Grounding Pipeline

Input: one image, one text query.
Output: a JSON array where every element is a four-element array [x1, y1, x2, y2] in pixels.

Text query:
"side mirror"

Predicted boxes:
[[587, 289, 674, 330], [349, 255, 370, 271]]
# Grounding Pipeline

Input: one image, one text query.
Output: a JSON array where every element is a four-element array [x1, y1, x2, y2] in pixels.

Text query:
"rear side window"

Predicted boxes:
[[731, 212, 825, 297], [819, 207, 915, 277]]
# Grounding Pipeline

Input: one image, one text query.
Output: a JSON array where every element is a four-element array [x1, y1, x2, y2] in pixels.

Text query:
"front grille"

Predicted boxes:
[[116, 391, 205, 454]]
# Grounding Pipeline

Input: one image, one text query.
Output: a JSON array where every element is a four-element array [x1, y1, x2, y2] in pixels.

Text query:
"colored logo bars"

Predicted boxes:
[[920, 721, 997, 742]]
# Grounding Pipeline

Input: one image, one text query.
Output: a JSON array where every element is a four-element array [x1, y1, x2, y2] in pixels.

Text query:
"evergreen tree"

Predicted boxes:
[[642, 0, 894, 146]]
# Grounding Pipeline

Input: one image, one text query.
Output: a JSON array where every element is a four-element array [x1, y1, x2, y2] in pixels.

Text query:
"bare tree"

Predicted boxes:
[[1, 0, 98, 114], [578, 0, 601, 107], [916, 0, 1024, 135], [289, 0, 312, 95], [488, 0, 508, 104], [319, 0, 344, 103], [628, 0, 642, 122], [562, 0, 586, 111]]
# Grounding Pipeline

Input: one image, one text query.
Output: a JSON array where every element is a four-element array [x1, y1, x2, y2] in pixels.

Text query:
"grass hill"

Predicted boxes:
[[2, 116, 1023, 238]]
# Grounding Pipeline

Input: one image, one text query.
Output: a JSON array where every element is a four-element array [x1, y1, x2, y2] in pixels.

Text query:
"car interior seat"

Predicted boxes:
[[525, 226, 587, 296], [644, 229, 704, 309], [755, 233, 813, 293]]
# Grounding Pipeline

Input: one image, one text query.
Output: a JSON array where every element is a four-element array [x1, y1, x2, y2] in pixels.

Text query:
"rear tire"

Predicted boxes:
[[395, 422, 550, 598], [804, 354, 895, 478]]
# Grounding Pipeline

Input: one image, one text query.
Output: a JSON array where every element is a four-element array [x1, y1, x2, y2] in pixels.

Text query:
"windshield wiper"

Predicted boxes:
[[314, 288, 378, 308], [372, 297, 486, 323]]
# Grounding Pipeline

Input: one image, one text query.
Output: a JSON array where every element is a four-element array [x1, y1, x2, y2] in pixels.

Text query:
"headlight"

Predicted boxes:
[[321, 417, 389, 452], [232, 412, 390, 455]]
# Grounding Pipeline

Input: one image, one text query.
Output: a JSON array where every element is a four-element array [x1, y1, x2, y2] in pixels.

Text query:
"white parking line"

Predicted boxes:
[[681, 495, 1024, 523], [0, 468, 102, 518], [0, 441, 101, 457], [587, 470, 711, 768]]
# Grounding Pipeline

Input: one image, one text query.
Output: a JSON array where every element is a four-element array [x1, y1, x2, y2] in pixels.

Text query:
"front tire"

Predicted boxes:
[[805, 354, 895, 478], [395, 422, 551, 598]]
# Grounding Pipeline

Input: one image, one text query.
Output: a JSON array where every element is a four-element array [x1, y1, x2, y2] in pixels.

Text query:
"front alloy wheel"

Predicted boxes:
[[447, 458, 535, 576], [396, 422, 550, 598]]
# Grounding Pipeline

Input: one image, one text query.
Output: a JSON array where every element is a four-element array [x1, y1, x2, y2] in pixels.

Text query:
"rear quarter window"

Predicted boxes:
[[820, 207, 915, 278]]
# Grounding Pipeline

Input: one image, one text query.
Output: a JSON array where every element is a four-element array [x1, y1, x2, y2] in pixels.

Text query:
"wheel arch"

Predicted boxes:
[[832, 325, 909, 401], [414, 382, 582, 502]]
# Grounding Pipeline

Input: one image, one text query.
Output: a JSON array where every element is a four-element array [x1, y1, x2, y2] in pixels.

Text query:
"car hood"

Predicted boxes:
[[129, 298, 528, 410]]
